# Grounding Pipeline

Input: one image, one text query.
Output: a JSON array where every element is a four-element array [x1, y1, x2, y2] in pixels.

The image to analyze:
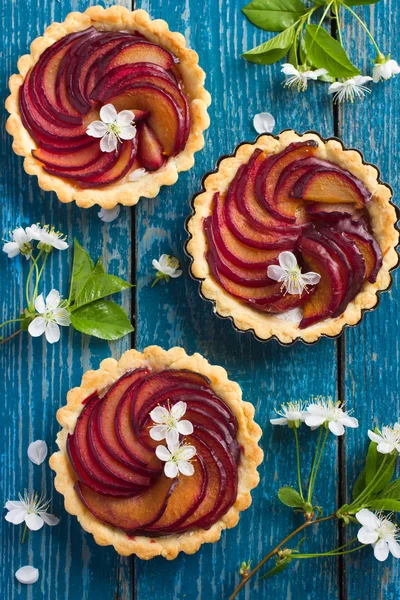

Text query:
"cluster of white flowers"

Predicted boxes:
[[281, 56, 400, 103], [3, 224, 68, 259], [149, 402, 196, 478], [271, 396, 358, 436]]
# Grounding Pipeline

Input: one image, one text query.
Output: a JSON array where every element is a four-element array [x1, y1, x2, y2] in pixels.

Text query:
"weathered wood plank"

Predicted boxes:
[[134, 1, 340, 599], [340, 1, 400, 598], [0, 1, 134, 599]]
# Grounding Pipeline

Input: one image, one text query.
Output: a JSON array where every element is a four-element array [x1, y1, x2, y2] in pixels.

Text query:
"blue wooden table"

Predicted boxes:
[[1, 0, 399, 598]]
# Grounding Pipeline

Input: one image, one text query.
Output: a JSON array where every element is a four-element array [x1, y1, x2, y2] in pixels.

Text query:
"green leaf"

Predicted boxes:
[[365, 441, 381, 485], [379, 479, 400, 500], [368, 499, 400, 512], [352, 467, 366, 501], [242, 0, 307, 32], [261, 559, 290, 580], [70, 300, 134, 340], [343, 0, 380, 5], [278, 486, 304, 508], [242, 25, 295, 64], [69, 239, 94, 303], [304, 24, 360, 78], [73, 270, 132, 310]]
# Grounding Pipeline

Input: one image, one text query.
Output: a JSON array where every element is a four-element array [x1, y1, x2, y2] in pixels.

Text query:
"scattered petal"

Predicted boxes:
[[27, 440, 48, 466], [253, 112, 275, 134], [98, 205, 121, 223], [15, 566, 39, 585]]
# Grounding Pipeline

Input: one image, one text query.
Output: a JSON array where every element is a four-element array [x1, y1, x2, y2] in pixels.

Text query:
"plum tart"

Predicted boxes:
[[186, 131, 399, 344], [50, 346, 263, 559], [6, 6, 210, 209]]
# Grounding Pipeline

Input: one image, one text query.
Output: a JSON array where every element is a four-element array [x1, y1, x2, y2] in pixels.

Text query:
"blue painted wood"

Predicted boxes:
[[339, 1, 400, 598], [0, 1, 134, 599]]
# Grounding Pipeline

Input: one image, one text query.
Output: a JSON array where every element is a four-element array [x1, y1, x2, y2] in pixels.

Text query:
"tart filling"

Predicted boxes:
[[50, 347, 262, 559], [186, 131, 399, 344]]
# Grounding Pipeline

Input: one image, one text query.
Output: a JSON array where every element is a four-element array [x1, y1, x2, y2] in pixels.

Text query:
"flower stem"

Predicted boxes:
[[0, 318, 23, 329], [25, 250, 43, 310], [0, 329, 22, 345], [308, 0, 334, 54], [334, 1, 343, 47], [307, 426, 323, 504], [293, 427, 304, 500], [32, 252, 48, 305], [346, 455, 392, 510], [21, 524, 28, 544], [227, 514, 335, 600], [340, 1, 382, 56], [307, 427, 329, 503], [295, 544, 364, 559]]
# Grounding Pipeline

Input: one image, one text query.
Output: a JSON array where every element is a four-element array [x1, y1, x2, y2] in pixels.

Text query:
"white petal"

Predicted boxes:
[[357, 526, 379, 544], [5, 500, 23, 510], [25, 513, 44, 531], [178, 445, 197, 461], [281, 63, 299, 76], [119, 125, 137, 140], [28, 317, 46, 338], [388, 538, 400, 558], [5, 508, 27, 525], [44, 322, 60, 344], [128, 168, 147, 182], [356, 509, 380, 529], [267, 265, 286, 281], [100, 132, 118, 153], [117, 110, 135, 126], [171, 401, 187, 420], [155, 445, 171, 462], [164, 461, 179, 478], [13, 227, 28, 243], [329, 421, 345, 436], [313, 68, 328, 78], [152, 259, 162, 271], [177, 420, 193, 436], [305, 415, 326, 428], [53, 308, 71, 327], [39, 513, 59, 526], [45, 289, 61, 311], [340, 416, 359, 428], [3, 242, 20, 258], [270, 417, 288, 426], [157, 254, 168, 269], [100, 103, 118, 124], [149, 425, 168, 441], [166, 428, 180, 447], [98, 206, 121, 223], [301, 272, 321, 285], [377, 442, 394, 454], [47, 235, 68, 251], [87, 121, 109, 138], [374, 539, 390, 562], [368, 430, 383, 443], [34, 294, 46, 314], [253, 112, 275, 134], [178, 460, 194, 476], [279, 251, 297, 271], [169, 269, 182, 278], [26, 224, 42, 241], [27, 440, 48, 465], [388, 59, 400, 75], [150, 406, 169, 424], [328, 82, 343, 94], [306, 404, 324, 415], [15, 566, 39, 585], [354, 75, 373, 85]]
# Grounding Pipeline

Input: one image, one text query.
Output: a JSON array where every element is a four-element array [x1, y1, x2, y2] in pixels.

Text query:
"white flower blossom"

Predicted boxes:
[[28, 290, 70, 344], [128, 168, 147, 182], [281, 63, 328, 92], [368, 424, 400, 454], [3, 227, 33, 259], [149, 401, 193, 446], [26, 224, 68, 251], [253, 112, 275, 134], [328, 76, 373, 103], [372, 57, 400, 83], [155, 442, 197, 478], [270, 401, 308, 428], [15, 566, 39, 585], [267, 251, 321, 295], [152, 254, 182, 286], [5, 491, 59, 531], [304, 397, 358, 436], [87, 104, 136, 152], [27, 440, 48, 466], [356, 509, 400, 562], [98, 206, 121, 223]]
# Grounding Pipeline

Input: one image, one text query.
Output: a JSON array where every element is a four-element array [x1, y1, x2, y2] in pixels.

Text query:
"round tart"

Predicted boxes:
[[186, 130, 399, 344], [50, 346, 262, 559], [6, 6, 210, 209]]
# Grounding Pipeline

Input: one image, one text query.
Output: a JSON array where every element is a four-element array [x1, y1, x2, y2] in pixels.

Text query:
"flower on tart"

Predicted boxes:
[[27, 440, 48, 466], [368, 424, 400, 454], [15, 566, 39, 585], [356, 509, 400, 562], [28, 289, 71, 344], [270, 401, 307, 428], [98, 205, 121, 223], [26, 224, 68, 251], [267, 251, 321, 296], [328, 76, 373, 103], [2, 227, 33, 259], [304, 397, 359, 436], [149, 401, 193, 446], [152, 254, 183, 286], [372, 56, 400, 83], [155, 441, 197, 478], [253, 112, 275, 134], [5, 491, 59, 531], [281, 63, 328, 91], [87, 104, 137, 153]]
